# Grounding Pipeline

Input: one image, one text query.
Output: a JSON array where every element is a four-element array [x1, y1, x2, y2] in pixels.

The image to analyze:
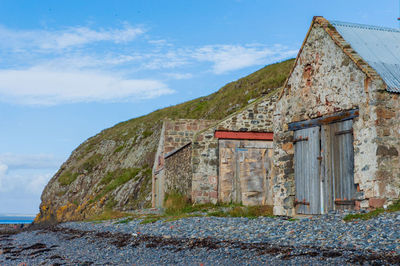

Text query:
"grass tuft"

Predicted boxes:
[[164, 192, 191, 216], [343, 199, 400, 221], [58, 171, 79, 186]]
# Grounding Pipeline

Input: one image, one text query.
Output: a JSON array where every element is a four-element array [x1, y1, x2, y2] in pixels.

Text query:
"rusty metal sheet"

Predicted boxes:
[[215, 131, 273, 140]]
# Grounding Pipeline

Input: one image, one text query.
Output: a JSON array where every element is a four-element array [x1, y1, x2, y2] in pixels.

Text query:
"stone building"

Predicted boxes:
[[191, 91, 278, 206], [153, 17, 400, 216], [273, 17, 400, 216], [152, 119, 215, 207]]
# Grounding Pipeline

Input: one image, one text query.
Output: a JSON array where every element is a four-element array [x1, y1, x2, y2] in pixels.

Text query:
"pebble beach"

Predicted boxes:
[[1, 212, 400, 265]]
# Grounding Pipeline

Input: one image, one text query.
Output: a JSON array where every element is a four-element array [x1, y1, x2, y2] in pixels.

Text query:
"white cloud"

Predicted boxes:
[[0, 169, 53, 194], [165, 72, 193, 80], [27, 173, 52, 194], [139, 44, 297, 74], [0, 154, 56, 194], [0, 153, 61, 170], [0, 67, 174, 105], [0, 24, 145, 51], [191, 44, 298, 74]]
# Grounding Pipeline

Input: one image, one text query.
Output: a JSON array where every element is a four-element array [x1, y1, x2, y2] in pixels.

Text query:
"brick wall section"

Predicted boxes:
[[164, 144, 192, 198], [192, 91, 279, 204], [273, 20, 391, 215]]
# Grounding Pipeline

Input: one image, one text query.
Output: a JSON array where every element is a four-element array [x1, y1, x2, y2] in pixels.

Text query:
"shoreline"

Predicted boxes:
[[0, 224, 31, 234], [1, 212, 400, 265]]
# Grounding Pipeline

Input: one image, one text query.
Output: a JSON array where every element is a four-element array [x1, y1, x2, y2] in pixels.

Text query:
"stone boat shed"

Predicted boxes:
[[272, 17, 400, 216], [152, 17, 400, 216]]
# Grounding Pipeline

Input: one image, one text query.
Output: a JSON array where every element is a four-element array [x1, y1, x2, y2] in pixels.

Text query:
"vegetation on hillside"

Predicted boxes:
[[82, 58, 294, 147], [38, 58, 295, 223]]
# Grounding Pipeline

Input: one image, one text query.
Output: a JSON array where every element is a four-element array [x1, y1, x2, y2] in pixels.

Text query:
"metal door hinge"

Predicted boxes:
[[295, 199, 310, 206], [293, 137, 309, 144]]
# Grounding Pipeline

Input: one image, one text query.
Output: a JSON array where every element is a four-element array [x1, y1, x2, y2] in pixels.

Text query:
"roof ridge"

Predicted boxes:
[[331, 20, 400, 33]]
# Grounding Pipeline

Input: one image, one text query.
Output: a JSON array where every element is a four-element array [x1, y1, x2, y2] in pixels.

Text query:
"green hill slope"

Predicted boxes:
[[36, 58, 294, 223]]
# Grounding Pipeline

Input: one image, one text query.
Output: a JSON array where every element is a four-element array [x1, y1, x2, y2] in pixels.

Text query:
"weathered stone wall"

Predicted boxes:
[[273, 19, 387, 215], [152, 119, 215, 207], [192, 91, 279, 204], [164, 144, 192, 198], [373, 91, 400, 207], [164, 119, 215, 154]]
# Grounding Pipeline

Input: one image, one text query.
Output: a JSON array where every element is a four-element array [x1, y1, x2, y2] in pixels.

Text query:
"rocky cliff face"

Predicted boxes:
[[36, 120, 161, 223], [35, 59, 294, 223]]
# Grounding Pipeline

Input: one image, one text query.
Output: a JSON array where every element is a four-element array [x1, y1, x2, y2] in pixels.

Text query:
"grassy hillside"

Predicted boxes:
[[90, 58, 293, 142], [36, 58, 294, 223]]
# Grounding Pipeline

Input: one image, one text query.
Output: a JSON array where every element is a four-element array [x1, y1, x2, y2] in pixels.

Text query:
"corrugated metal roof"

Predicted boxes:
[[331, 20, 400, 93]]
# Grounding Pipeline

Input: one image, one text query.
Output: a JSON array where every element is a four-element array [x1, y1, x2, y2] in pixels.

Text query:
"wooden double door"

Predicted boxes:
[[294, 119, 356, 214]]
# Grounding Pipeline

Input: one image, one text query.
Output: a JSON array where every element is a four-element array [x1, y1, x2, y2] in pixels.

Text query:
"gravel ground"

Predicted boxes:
[[1, 211, 400, 265]]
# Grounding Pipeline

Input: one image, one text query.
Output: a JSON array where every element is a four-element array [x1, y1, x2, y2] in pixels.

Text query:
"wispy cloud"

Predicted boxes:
[[0, 153, 61, 170], [140, 44, 297, 74], [191, 44, 298, 74], [0, 67, 174, 105], [0, 23, 145, 51], [0, 23, 297, 106], [165, 72, 194, 80]]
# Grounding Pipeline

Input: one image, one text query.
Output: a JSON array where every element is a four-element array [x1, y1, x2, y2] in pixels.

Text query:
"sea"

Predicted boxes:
[[0, 216, 35, 224]]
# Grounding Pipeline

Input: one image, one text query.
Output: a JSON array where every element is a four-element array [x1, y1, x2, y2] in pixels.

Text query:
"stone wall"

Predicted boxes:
[[373, 91, 400, 207], [272, 18, 388, 215], [152, 119, 215, 207], [192, 91, 279, 204], [164, 143, 192, 198]]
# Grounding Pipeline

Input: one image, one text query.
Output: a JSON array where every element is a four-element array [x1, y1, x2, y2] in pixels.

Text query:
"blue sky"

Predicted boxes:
[[0, 0, 398, 215]]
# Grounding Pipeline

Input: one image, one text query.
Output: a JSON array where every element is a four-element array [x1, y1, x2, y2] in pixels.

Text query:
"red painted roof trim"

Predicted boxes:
[[214, 131, 273, 140]]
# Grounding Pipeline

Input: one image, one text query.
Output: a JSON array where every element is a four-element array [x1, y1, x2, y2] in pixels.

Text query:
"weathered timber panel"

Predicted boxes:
[[321, 119, 356, 211], [218, 139, 273, 206], [331, 120, 356, 210], [294, 127, 321, 214]]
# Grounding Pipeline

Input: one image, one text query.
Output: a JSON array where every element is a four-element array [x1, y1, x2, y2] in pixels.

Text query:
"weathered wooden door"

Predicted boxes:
[[237, 148, 270, 206], [294, 127, 321, 214], [218, 139, 272, 205], [321, 120, 356, 211], [294, 120, 355, 214], [219, 141, 238, 202]]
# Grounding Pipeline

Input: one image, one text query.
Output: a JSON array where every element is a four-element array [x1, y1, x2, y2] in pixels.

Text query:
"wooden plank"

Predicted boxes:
[[288, 109, 359, 131], [294, 126, 321, 214], [332, 120, 356, 211], [238, 148, 266, 205], [218, 139, 237, 203], [215, 131, 273, 140], [322, 120, 355, 212]]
